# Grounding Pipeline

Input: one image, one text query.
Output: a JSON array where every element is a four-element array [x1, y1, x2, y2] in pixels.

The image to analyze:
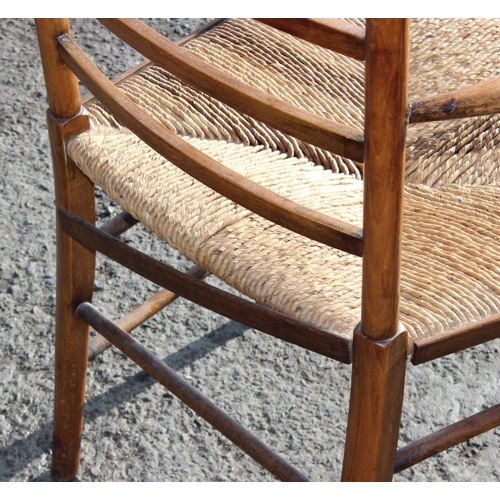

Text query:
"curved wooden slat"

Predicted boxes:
[[255, 18, 365, 61], [81, 20, 229, 107], [98, 18, 364, 163], [409, 76, 500, 123], [57, 33, 364, 256]]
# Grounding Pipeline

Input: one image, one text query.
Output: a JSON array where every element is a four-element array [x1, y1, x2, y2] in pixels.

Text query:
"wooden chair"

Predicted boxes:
[[35, 18, 500, 481]]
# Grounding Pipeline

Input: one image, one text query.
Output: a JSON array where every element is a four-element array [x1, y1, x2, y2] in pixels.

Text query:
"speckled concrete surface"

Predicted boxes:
[[0, 18, 499, 482]]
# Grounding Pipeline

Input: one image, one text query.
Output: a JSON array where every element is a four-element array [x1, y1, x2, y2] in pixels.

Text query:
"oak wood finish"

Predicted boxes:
[[59, 208, 353, 363], [409, 75, 500, 123], [341, 326, 408, 481], [36, 18, 500, 482], [98, 18, 365, 163], [78, 302, 310, 482], [57, 32, 364, 257], [88, 213, 209, 359], [88, 265, 208, 360], [361, 19, 410, 341], [411, 314, 500, 365], [255, 19, 365, 60], [47, 114, 95, 482], [394, 402, 500, 473], [86, 211, 210, 359], [36, 19, 97, 482]]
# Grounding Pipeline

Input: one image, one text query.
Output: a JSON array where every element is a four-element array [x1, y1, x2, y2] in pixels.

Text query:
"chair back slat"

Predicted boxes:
[[57, 32, 364, 256], [98, 18, 365, 163], [255, 18, 365, 60]]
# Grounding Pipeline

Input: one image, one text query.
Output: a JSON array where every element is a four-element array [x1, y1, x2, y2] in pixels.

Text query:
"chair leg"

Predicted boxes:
[[341, 325, 408, 481], [47, 114, 96, 481], [51, 218, 95, 481]]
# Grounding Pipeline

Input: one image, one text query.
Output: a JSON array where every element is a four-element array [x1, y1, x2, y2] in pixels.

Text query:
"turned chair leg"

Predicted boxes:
[[52, 211, 95, 480], [46, 113, 95, 481], [341, 19, 411, 482], [341, 326, 408, 481], [35, 18, 96, 479]]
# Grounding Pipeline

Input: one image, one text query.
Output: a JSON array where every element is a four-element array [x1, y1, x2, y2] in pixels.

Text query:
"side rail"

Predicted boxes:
[[409, 76, 500, 123]]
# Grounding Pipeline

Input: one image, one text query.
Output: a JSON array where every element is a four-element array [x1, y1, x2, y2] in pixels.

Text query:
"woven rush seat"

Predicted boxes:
[[67, 17, 500, 347], [68, 126, 500, 344], [83, 18, 500, 187]]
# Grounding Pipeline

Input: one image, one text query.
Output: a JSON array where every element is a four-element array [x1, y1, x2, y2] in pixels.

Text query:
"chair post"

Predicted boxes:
[[36, 19, 95, 481], [341, 19, 410, 481]]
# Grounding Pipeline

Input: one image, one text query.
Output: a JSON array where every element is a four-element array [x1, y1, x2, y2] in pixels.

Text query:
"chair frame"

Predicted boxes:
[[35, 18, 500, 481]]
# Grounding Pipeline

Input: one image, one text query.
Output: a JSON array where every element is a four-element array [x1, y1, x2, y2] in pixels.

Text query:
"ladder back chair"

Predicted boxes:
[[35, 18, 500, 481]]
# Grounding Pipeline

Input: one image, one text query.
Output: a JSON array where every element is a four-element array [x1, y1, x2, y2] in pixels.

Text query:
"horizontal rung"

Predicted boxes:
[[59, 208, 353, 363], [88, 264, 209, 361], [99, 210, 138, 237], [394, 402, 500, 473], [78, 302, 310, 482], [411, 313, 500, 365]]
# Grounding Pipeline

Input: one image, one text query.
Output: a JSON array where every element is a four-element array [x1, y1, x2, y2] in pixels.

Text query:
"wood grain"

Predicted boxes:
[[78, 302, 311, 482], [47, 113, 96, 482], [341, 325, 408, 481], [395, 403, 500, 473], [409, 75, 500, 123], [256, 18, 365, 60], [81, 19, 228, 106], [361, 19, 410, 341], [35, 19, 81, 119], [411, 314, 500, 365], [36, 19, 97, 481], [88, 265, 208, 360], [98, 210, 138, 237], [59, 208, 353, 364]]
